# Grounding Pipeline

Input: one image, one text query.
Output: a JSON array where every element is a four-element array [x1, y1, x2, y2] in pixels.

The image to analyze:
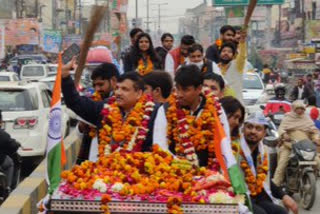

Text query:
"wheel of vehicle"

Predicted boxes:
[[300, 172, 316, 210]]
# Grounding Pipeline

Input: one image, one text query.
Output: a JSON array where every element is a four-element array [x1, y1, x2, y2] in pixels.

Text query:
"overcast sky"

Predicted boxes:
[[127, 0, 205, 33]]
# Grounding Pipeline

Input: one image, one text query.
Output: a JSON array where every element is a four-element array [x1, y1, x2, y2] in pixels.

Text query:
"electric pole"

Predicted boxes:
[[35, 0, 39, 18], [146, 0, 150, 32], [156, 3, 168, 31], [79, 0, 82, 34], [135, 0, 138, 26]]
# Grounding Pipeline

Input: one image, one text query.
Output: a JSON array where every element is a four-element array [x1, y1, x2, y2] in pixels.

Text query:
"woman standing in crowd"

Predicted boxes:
[[123, 33, 162, 75]]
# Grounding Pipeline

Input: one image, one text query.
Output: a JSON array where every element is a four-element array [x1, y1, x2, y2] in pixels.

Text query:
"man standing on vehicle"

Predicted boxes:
[[155, 33, 174, 68], [76, 63, 119, 163], [239, 113, 298, 214], [165, 35, 195, 78], [205, 25, 236, 63], [62, 59, 159, 155]]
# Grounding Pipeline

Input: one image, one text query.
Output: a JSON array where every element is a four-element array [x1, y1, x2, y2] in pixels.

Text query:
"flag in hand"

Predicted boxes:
[[46, 53, 67, 194]]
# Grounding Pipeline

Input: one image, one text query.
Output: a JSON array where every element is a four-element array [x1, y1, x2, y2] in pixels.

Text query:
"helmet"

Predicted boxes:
[[274, 83, 286, 97]]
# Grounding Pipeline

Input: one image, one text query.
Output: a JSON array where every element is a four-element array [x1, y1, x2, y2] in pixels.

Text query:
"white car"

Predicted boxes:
[[47, 64, 58, 77], [242, 72, 265, 115], [20, 64, 49, 81], [0, 72, 20, 81], [0, 81, 70, 157]]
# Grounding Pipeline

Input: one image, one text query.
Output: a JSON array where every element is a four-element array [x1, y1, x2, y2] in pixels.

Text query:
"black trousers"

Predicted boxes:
[[252, 201, 288, 214]]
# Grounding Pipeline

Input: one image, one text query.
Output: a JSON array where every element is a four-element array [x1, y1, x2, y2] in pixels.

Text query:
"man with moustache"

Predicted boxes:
[[76, 63, 119, 163], [62, 59, 159, 154], [213, 29, 247, 103], [239, 113, 298, 214]]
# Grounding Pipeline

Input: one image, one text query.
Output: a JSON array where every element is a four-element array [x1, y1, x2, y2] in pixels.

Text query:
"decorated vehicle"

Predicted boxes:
[[48, 146, 242, 213]]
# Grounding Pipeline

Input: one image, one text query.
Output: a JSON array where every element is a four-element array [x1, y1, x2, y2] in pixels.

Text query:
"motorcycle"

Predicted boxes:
[[263, 119, 279, 179], [0, 153, 22, 204], [284, 139, 317, 210]]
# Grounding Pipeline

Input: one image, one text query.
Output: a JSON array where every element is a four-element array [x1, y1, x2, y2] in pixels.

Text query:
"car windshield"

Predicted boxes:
[[0, 76, 10, 81], [0, 89, 38, 111], [243, 75, 263, 90], [22, 66, 45, 77]]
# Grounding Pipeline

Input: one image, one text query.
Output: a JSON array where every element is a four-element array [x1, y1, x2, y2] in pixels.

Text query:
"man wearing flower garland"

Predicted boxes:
[[76, 63, 119, 164], [62, 60, 159, 156], [240, 113, 298, 214], [205, 25, 236, 64], [153, 65, 223, 167]]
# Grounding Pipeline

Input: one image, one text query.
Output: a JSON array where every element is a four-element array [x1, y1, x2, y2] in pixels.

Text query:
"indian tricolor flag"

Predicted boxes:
[[46, 53, 67, 194], [213, 110, 247, 195]]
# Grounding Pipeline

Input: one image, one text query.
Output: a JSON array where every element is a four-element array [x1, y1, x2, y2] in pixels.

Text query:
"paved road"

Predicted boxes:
[[300, 180, 320, 214]]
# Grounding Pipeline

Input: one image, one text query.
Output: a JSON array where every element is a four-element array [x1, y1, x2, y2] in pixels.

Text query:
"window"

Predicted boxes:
[[0, 89, 39, 111], [13, 75, 19, 81], [22, 66, 45, 77], [0, 76, 10, 81], [41, 90, 51, 108], [243, 75, 263, 90]]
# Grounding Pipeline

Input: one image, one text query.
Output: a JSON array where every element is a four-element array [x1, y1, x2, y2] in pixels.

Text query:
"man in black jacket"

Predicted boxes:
[[62, 60, 159, 153], [205, 25, 236, 63], [155, 33, 174, 68], [76, 63, 119, 164], [0, 110, 20, 192]]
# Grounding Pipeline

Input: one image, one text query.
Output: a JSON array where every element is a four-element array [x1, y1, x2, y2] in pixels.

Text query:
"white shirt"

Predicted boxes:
[[298, 86, 304, 100], [164, 53, 175, 80]]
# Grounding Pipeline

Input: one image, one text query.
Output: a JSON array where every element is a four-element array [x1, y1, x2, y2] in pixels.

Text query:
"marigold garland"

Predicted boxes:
[[98, 95, 155, 157], [218, 63, 230, 76], [89, 91, 103, 138], [167, 197, 183, 214], [215, 39, 222, 49], [60, 146, 238, 210], [240, 151, 268, 196], [137, 56, 154, 76], [166, 89, 222, 167]]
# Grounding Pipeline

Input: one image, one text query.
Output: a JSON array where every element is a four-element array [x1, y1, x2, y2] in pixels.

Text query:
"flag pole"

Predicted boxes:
[[244, 0, 258, 29]]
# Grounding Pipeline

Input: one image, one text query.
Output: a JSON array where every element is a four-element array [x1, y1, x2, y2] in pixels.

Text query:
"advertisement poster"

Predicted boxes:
[[62, 35, 82, 49], [5, 19, 40, 46], [42, 30, 62, 53], [306, 21, 320, 42]]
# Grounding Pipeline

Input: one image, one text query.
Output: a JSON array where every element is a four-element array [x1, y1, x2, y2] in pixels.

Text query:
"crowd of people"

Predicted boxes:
[[57, 24, 306, 214]]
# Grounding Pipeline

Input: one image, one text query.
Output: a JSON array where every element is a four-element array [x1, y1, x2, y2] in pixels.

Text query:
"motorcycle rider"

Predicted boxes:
[[240, 113, 298, 214], [0, 110, 21, 193], [273, 100, 320, 186], [263, 84, 291, 116]]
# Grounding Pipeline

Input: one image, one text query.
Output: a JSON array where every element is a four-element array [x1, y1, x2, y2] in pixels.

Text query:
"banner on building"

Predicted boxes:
[[306, 21, 320, 42], [62, 35, 82, 49], [5, 19, 40, 46], [42, 30, 62, 53], [225, 6, 245, 18]]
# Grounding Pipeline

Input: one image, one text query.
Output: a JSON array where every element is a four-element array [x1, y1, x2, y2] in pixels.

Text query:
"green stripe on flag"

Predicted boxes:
[[228, 164, 253, 211], [47, 143, 62, 195], [228, 164, 247, 194]]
